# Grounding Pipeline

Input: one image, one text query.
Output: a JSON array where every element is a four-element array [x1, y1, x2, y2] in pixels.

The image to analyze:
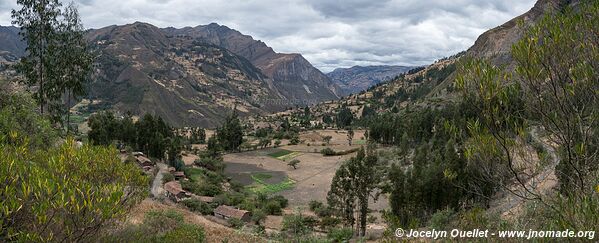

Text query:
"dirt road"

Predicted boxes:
[[151, 162, 168, 198]]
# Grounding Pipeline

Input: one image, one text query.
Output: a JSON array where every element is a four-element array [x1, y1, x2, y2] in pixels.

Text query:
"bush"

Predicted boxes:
[[181, 181, 222, 197], [102, 210, 205, 242], [271, 195, 289, 208], [1, 138, 148, 242], [228, 218, 244, 229], [162, 173, 175, 183], [428, 208, 455, 230], [321, 148, 336, 156], [160, 223, 205, 243], [309, 200, 324, 211], [264, 200, 283, 215], [182, 199, 213, 215], [327, 227, 353, 242], [320, 217, 340, 230]]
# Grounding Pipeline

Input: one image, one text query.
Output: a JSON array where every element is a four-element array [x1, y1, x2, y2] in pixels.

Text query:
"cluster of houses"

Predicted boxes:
[[163, 171, 251, 223]]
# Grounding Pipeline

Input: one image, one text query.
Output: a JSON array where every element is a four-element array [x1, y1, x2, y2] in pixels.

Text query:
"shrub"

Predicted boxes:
[[162, 173, 175, 183], [160, 223, 205, 243], [228, 218, 244, 229], [327, 227, 353, 242], [264, 200, 283, 215], [321, 148, 336, 156], [271, 195, 289, 208], [0, 138, 148, 242], [428, 208, 455, 230], [309, 200, 324, 211], [320, 217, 340, 230], [182, 199, 213, 215]]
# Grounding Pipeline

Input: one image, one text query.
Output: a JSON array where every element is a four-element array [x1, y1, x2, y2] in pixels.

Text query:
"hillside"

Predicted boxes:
[[84, 22, 292, 127], [327, 65, 413, 94], [163, 24, 342, 100], [0, 26, 25, 63], [0, 22, 342, 127]]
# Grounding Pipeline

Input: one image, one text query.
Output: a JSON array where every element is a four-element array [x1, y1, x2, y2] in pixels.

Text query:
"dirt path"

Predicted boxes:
[[489, 127, 559, 218], [151, 162, 168, 198]]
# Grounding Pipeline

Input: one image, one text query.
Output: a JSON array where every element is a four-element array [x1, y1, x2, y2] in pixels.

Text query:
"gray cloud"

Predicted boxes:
[[0, 0, 536, 72]]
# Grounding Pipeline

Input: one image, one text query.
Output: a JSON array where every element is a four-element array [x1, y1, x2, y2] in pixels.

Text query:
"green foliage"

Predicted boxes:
[[288, 159, 300, 169], [182, 199, 214, 215], [327, 147, 380, 236], [216, 110, 243, 151], [264, 200, 283, 215], [327, 227, 353, 242], [0, 138, 148, 242], [103, 210, 205, 243], [227, 218, 244, 229], [428, 208, 455, 230], [249, 176, 295, 195], [88, 112, 177, 159], [162, 173, 175, 184], [0, 84, 57, 149], [336, 107, 354, 128], [282, 214, 316, 237], [12, 0, 93, 127]]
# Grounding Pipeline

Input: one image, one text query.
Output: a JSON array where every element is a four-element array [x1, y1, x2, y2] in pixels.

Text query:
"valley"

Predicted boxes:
[[1, 0, 598, 242]]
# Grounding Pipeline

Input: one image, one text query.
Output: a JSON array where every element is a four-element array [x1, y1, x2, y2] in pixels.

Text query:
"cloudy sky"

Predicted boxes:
[[0, 0, 536, 72]]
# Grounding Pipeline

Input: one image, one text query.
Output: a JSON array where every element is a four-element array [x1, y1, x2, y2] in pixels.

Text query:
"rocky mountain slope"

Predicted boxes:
[[84, 22, 291, 127], [163, 24, 341, 101], [0, 22, 341, 127], [327, 65, 413, 94], [285, 0, 579, 122], [0, 26, 25, 63]]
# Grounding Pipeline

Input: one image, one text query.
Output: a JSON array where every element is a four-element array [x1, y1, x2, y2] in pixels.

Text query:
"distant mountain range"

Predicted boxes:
[[327, 65, 413, 94], [0, 22, 342, 127]]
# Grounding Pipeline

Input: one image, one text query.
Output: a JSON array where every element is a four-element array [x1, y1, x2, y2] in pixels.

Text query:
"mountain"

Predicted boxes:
[[0, 26, 25, 63], [84, 22, 293, 127], [163, 24, 341, 101], [0, 22, 341, 127], [326, 65, 413, 94], [300, 0, 580, 119]]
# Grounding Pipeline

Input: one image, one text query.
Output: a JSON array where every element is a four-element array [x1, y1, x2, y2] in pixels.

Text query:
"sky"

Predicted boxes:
[[0, 0, 536, 72]]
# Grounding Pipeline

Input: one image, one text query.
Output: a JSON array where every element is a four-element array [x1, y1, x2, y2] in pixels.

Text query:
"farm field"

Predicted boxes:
[[222, 129, 388, 211]]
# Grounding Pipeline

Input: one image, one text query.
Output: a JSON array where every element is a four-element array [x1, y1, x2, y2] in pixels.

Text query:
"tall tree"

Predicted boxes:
[[12, 0, 62, 114], [53, 3, 93, 132]]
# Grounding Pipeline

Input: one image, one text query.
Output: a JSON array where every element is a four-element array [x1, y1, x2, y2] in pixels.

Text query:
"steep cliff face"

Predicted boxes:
[[467, 0, 580, 65], [164, 24, 342, 101]]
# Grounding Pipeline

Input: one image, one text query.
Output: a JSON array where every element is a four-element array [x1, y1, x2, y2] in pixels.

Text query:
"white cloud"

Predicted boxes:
[[0, 0, 536, 72]]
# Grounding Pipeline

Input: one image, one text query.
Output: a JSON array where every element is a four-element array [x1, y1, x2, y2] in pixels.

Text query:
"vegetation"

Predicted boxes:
[[288, 159, 300, 169], [103, 210, 205, 242], [1, 136, 147, 242], [12, 0, 93, 130]]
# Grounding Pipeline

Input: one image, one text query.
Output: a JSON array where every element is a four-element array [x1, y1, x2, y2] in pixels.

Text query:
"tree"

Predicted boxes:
[[323, 135, 332, 145], [288, 159, 300, 169], [12, 0, 62, 115], [336, 107, 353, 128], [347, 128, 354, 146], [53, 3, 93, 132], [216, 110, 243, 151], [274, 139, 281, 147], [328, 147, 379, 236]]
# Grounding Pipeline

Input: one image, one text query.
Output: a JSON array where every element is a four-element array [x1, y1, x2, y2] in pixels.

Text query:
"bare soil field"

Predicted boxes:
[[223, 130, 388, 212]]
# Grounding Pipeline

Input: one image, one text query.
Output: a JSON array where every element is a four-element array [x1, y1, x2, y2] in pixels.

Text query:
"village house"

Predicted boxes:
[[135, 155, 153, 167], [164, 181, 190, 202], [213, 205, 251, 222], [173, 171, 185, 179]]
